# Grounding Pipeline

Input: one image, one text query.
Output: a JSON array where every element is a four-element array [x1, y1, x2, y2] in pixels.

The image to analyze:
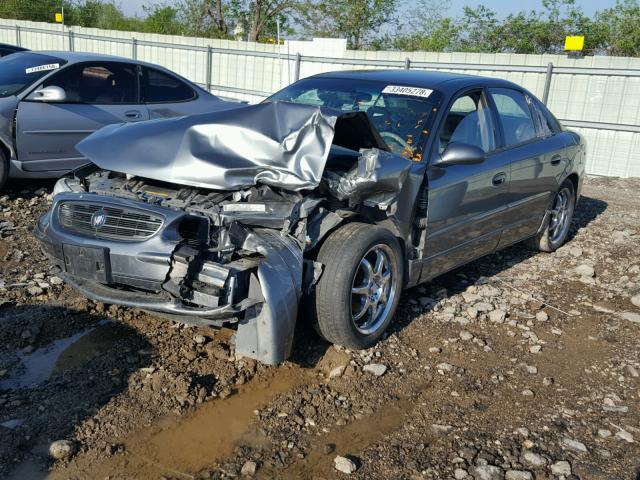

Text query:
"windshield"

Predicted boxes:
[[268, 77, 442, 159], [0, 53, 67, 98]]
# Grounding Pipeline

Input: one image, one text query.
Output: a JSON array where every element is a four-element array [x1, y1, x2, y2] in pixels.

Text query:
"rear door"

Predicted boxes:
[[487, 87, 566, 248], [16, 61, 148, 173], [420, 88, 511, 281]]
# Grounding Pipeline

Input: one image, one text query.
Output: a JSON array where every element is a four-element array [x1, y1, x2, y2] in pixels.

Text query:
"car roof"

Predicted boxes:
[[16, 50, 175, 72], [311, 69, 523, 94]]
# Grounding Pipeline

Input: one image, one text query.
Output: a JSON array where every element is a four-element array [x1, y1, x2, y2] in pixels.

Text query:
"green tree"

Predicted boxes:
[[294, 0, 397, 49], [596, 0, 640, 56]]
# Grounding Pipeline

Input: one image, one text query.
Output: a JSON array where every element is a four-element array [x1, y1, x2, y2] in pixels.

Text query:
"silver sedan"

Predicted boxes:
[[0, 51, 231, 190]]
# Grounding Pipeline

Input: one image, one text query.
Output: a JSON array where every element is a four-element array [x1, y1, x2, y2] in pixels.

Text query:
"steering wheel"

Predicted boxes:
[[380, 131, 410, 154]]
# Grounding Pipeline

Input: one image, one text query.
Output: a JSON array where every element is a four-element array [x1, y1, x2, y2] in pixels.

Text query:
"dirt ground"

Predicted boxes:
[[0, 176, 639, 480]]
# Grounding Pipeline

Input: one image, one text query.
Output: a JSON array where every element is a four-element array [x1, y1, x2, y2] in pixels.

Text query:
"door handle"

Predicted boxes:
[[550, 154, 562, 165], [492, 172, 507, 186], [125, 110, 142, 119]]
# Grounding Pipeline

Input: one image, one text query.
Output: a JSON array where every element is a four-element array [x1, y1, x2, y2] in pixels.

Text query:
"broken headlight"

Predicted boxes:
[[52, 177, 85, 198]]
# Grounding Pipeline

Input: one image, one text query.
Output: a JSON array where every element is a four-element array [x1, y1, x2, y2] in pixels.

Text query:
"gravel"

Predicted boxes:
[[1, 176, 639, 480]]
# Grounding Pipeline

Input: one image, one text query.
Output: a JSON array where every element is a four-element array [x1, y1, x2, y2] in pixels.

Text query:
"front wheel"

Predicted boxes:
[[528, 180, 575, 252], [313, 223, 403, 350]]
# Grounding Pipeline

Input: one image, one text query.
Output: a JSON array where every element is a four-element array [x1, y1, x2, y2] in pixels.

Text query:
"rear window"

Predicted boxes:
[[0, 52, 67, 98]]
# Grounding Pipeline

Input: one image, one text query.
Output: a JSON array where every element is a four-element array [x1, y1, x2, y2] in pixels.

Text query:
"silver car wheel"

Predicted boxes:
[[350, 244, 397, 335], [549, 187, 572, 244]]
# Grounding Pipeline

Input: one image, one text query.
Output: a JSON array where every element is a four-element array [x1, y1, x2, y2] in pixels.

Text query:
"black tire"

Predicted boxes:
[[527, 179, 575, 252], [313, 222, 403, 350], [0, 148, 7, 193]]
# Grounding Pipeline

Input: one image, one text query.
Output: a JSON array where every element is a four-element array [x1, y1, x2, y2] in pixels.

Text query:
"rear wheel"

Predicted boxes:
[[0, 148, 7, 193], [528, 180, 575, 252], [313, 222, 403, 350]]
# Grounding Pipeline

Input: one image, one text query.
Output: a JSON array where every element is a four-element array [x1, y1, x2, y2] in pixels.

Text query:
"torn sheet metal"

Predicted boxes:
[[76, 102, 390, 192], [322, 148, 414, 208]]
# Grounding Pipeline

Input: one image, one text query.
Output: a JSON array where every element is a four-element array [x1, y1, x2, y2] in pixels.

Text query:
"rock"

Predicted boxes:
[[529, 345, 542, 354], [614, 429, 634, 443], [625, 365, 639, 377], [535, 311, 548, 322], [598, 429, 612, 438], [521, 389, 534, 397], [621, 312, 640, 324], [505, 471, 533, 480], [49, 276, 64, 286], [334, 455, 357, 474], [631, 295, 640, 308], [469, 465, 504, 480], [459, 331, 474, 341], [193, 334, 207, 344], [363, 363, 387, 377], [550, 461, 572, 476], [329, 365, 346, 379], [526, 366, 538, 375], [569, 246, 583, 257], [454, 468, 469, 479], [49, 440, 76, 460], [520, 451, 547, 468], [593, 302, 616, 313], [241, 460, 257, 476], [488, 309, 506, 323], [543, 376, 554, 386], [27, 286, 44, 296], [561, 437, 588, 453], [436, 362, 454, 373], [575, 264, 595, 278], [474, 302, 493, 313]]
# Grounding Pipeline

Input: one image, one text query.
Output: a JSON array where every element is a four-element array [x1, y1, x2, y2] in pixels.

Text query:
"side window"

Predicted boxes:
[[438, 90, 496, 153], [43, 63, 138, 104], [533, 99, 562, 136], [488, 88, 537, 147], [142, 68, 195, 103]]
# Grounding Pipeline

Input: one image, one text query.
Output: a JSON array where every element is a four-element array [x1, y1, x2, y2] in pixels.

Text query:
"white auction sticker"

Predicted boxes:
[[25, 63, 60, 74], [382, 85, 433, 98]]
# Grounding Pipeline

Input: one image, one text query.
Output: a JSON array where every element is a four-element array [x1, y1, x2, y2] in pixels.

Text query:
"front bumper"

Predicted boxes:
[[35, 193, 304, 364]]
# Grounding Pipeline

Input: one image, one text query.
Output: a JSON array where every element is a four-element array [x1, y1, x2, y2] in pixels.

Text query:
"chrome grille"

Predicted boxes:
[[58, 202, 163, 241]]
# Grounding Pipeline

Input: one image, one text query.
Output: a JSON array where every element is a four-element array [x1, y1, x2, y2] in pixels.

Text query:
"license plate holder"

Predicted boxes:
[[62, 244, 111, 283]]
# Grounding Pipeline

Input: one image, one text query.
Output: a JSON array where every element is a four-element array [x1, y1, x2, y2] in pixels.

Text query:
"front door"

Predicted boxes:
[[420, 88, 511, 282], [16, 61, 148, 173]]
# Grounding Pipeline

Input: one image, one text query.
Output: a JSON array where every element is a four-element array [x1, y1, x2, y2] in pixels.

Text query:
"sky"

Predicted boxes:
[[120, 0, 617, 18]]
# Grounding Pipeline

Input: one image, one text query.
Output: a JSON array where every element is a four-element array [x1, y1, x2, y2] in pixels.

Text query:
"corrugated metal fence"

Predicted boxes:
[[1, 18, 639, 177]]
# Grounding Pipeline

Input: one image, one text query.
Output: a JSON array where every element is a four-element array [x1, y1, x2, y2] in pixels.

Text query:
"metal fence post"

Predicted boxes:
[[15, 25, 20, 47], [404, 57, 411, 69], [131, 38, 138, 60], [206, 46, 213, 92], [294, 53, 301, 82], [542, 62, 554, 105], [68, 30, 74, 51]]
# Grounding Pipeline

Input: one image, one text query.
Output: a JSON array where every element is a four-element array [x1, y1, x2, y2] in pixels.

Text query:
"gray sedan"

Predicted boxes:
[[0, 51, 229, 190]]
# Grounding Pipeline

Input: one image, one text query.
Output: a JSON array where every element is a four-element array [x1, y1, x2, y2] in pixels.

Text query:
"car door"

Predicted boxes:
[[15, 61, 148, 173], [487, 87, 566, 248], [141, 66, 212, 119], [419, 87, 511, 282]]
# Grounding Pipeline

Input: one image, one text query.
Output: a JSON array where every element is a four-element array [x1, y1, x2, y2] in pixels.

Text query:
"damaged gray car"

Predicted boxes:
[[35, 70, 585, 364]]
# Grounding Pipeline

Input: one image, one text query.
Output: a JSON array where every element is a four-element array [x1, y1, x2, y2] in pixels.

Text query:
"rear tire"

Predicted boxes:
[[527, 180, 575, 252], [313, 222, 403, 350], [0, 148, 7, 193]]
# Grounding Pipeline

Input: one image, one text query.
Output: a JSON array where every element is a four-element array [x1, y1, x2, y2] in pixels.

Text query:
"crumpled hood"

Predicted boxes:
[[76, 101, 387, 191]]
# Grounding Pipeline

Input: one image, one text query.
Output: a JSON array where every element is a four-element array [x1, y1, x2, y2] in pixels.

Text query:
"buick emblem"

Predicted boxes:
[[91, 210, 107, 229]]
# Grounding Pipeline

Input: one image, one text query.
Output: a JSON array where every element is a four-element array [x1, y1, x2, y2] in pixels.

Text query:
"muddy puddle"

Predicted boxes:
[[0, 321, 112, 390], [50, 367, 312, 479]]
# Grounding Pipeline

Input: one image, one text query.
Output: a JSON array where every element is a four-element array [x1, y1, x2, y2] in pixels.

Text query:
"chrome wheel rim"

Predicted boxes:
[[549, 187, 572, 244], [351, 244, 397, 335]]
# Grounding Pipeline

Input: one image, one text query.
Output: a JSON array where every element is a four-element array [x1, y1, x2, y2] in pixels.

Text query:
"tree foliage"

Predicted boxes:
[[0, 0, 638, 55]]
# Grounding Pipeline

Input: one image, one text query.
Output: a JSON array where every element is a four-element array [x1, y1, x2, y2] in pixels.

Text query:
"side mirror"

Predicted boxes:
[[30, 86, 66, 103], [434, 142, 485, 167]]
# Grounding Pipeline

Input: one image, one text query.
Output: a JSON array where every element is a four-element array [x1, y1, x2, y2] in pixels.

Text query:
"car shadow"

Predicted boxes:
[[292, 195, 608, 368], [0, 303, 153, 479]]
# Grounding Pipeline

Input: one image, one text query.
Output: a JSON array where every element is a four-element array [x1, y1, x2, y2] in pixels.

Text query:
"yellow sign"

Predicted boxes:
[[564, 36, 584, 51], [55, 12, 63, 23]]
